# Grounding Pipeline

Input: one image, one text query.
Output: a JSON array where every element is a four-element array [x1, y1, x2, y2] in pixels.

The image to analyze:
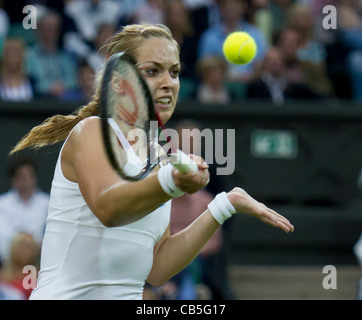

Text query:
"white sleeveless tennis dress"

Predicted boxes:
[[29, 119, 171, 300]]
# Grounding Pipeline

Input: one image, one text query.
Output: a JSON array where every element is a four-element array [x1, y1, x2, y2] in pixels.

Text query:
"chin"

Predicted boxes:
[[157, 107, 175, 125]]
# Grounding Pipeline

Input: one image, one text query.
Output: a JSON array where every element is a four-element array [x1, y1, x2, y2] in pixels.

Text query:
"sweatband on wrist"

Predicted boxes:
[[208, 192, 237, 225], [158, 163, 184, 197]]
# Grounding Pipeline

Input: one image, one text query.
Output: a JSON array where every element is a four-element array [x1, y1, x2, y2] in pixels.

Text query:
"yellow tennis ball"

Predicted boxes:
[[223, 32, 257, 65]]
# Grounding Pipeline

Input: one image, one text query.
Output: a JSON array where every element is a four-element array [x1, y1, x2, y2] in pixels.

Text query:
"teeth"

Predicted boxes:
[[156, 98, 171, 104]]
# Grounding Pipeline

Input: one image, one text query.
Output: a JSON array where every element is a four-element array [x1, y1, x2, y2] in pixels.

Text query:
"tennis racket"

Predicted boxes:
[[99, 52, 198, 181]]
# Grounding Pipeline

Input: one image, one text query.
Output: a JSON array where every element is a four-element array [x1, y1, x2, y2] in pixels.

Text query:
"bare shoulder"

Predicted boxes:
[[66, 116, 102, 150], [62, 116, 104, 181], [72, 116, 102, 139]]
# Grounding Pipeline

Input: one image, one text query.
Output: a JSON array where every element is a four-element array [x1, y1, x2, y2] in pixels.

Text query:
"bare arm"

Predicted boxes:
[[147, 209, 219, 287], [64, 117, 209, 227]]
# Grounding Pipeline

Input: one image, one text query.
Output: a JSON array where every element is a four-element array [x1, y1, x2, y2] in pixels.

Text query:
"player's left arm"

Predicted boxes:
[[147, 188, 294, 287], [146, 209, 220, 287]]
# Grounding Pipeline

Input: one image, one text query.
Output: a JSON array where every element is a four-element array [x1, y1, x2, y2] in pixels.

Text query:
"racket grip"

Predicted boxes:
[[170, 150, 198, 173]]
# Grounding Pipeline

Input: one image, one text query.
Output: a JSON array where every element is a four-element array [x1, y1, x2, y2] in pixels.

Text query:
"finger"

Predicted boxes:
[[260, 213, 291, 233], [175, 167, 209, 183], [258, 203, 294, 232], [177, 177, 209, 191], [271, 215, 294, 233], [254, 206, 293, 233], [275, 219, 294, 233], [173, 173, 209, 194], [174, 172, 210, 186], [198, 162, 209, 170], [270, 211, 294, 232], [188, 154, 209, 169]]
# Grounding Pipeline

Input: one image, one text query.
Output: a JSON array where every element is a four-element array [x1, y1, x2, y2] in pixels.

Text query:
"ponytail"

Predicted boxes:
[[9, 94, 99, 155]]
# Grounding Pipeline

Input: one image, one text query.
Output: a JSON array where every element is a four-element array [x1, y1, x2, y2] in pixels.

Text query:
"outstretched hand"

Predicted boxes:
[[227, 187, 294, 233]]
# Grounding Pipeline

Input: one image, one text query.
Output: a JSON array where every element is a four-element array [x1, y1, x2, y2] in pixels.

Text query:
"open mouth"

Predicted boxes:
[[155, 97, 172, 109]]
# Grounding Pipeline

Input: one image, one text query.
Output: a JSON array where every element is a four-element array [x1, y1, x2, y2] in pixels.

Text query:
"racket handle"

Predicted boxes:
[[170, 150, 199, 173]]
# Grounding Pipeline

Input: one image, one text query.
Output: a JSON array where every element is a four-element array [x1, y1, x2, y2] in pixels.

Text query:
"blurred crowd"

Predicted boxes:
[[0, 0, 360, 105], [1, 0, 362, 300]]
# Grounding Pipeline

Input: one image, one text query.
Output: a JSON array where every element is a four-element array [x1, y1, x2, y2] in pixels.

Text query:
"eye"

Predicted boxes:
[[170, 69, 180, 79], [142, 68, 158, 77]]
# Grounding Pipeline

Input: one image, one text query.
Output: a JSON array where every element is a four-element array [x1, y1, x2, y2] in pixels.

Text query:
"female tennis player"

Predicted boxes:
[[11, 24, 293, 300]]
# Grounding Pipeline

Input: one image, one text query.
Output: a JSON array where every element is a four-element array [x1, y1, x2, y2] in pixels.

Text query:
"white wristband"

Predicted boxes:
[[208, 192, 237, 225], [158, 163, 184, 197]]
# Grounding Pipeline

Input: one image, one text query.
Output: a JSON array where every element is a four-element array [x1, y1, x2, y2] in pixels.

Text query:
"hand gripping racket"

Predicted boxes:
[[99, 52, 198, 181]]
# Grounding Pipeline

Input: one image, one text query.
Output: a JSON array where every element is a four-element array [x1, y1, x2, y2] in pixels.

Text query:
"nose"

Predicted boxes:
[[159, 71, 174, 90]]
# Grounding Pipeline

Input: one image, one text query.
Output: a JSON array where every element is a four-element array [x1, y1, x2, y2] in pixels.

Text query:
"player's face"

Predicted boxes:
[[136, 37, 180, 124]]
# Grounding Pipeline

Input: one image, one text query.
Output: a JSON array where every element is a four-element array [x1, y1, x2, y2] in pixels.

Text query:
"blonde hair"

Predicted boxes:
[[10, 23, 179, 155]]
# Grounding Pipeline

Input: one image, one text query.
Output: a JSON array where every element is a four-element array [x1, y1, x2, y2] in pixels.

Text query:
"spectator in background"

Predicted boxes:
[[63, 0, 124, 61], [198, 0, 267, 83], [87, 23, 117, 73], [286, 3, 333, 96], [187, 0, 221, 39], [336, 0, 362, 102], [247, 46, 287, 105], [276, 26, 326, 97], [0, 275, 25, 300], [26, 9, 78, 99], [246, 0, 273, 45], [287, 3, 326, 65], [0, 157, 49, 264], [0, 212, 11, 269], [248, 45, 322, 103], [0, 38, 35, 101], [113, 0, 146, 23], [61, 60, 95, 102], [195, 55, 234, 104], [132, 0, 166, 25], [164, 0, 199, 80], [276, 27, 304, 84], [2, 0, 66, 25], [1, 232, 39, 299], [0, 4, 9, 55], [269, 0, 294, 39]]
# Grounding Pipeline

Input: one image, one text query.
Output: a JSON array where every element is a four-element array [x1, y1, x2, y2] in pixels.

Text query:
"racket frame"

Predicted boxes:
[[100, 52, 158, 181]]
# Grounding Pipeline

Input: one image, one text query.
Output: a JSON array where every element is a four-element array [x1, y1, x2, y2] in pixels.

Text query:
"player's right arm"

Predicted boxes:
[[62, 117, 208, 227]]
